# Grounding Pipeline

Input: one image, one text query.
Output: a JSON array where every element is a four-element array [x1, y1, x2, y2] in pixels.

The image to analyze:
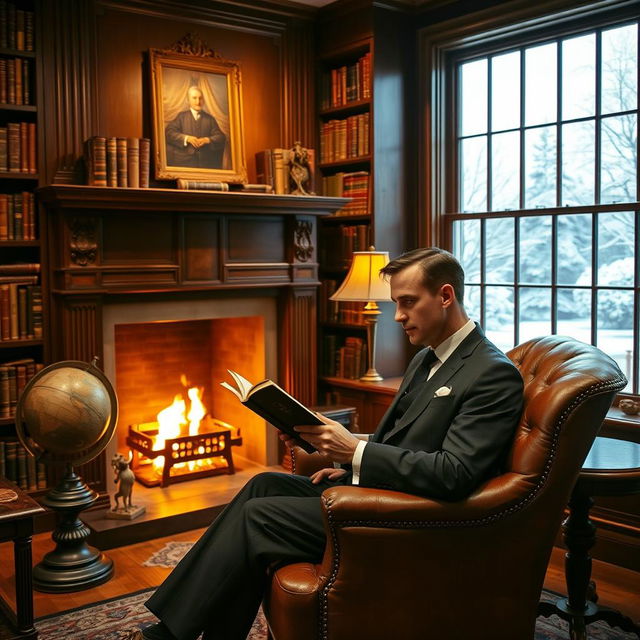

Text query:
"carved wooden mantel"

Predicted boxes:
[[38, 184, 348, 435]]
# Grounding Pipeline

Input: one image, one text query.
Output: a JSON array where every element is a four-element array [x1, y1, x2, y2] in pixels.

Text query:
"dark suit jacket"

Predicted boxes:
[[165, 110, 226, 168], [360, 325, 523, 500]]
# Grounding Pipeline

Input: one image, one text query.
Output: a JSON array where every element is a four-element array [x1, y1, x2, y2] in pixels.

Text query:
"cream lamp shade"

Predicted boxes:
[[329, 248, 391, 382]]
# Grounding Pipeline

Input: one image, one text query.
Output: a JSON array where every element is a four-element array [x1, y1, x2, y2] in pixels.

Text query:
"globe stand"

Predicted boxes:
[[33, 464, 113, 593]]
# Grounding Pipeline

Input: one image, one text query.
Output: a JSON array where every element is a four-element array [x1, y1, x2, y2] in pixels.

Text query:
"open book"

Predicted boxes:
[[220, 370, 320, 453]]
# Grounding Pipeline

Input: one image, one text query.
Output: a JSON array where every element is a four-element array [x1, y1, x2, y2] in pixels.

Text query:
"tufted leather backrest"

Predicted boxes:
[[504, 335, 626, 496]]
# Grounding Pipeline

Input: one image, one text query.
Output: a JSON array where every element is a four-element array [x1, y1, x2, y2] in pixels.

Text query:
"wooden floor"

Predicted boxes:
[[0, 529, 638, 623]]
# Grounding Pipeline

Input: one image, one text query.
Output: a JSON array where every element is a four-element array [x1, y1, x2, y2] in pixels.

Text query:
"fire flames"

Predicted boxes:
[[152, 377, 209, 472]]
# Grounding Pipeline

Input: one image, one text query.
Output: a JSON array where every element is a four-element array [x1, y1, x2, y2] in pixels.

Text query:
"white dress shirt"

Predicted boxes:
[[350, 318, 476, 484]]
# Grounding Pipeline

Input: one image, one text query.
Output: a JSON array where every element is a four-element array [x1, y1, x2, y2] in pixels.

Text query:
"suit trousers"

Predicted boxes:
[[145, 471, 333, 640]]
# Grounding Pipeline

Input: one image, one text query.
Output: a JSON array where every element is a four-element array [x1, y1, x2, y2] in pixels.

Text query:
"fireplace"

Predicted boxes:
[[102, 295, 280, 484], [38, 185, 346, 504]]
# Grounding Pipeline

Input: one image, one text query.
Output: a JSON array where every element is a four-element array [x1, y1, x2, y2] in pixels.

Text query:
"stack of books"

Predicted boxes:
[[0, 439, 46, 491], [319, 113, 369, 163], [319, 52, 371, 110], [321, 335, 367, 379], [0, 2, 35, 52], [320, 224, 370, 270], [84, 136, 151, 188], [0, 263, 42, 341], [0, 57, 32, 105], [0, 121, 36, 173], [0, 357, 43, 419], [0, 191, 35, 240], [322, 171, 370, 216]]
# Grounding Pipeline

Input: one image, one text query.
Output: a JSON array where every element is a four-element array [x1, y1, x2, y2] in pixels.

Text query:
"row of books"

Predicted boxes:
[[0, 191, 35, 240], [322, 171, 370, 216], [0, 121, 36, 173], [320, 224, 370, 270], [85, 136, 151, 188], [0, 440, 46, 492], [0, 57, 31, 105], [0, 2, 34, 52], [0, 282, 42, 341], [322, 334, 367, 379], [320, 52, 371, 110], [319, 279, 367, 325], [319, 113, 370, 164], [0, 357, 43, 418]]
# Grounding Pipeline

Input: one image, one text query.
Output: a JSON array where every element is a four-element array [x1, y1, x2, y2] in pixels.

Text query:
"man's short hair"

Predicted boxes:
[[380, 247, 465, 304]]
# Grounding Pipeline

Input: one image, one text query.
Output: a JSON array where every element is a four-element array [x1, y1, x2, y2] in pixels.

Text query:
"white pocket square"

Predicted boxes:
[[434, 386, 452, 397]]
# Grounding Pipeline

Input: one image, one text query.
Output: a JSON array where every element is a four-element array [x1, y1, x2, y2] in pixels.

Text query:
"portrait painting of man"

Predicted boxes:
[[150, 46, 247, 183]]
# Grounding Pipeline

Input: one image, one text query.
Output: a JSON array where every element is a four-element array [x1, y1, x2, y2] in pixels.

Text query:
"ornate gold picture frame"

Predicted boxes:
[[150, 37, 247, 184]]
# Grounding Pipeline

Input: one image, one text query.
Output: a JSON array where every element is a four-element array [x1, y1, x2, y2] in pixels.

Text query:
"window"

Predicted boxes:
[[444, 17, 638, 393]]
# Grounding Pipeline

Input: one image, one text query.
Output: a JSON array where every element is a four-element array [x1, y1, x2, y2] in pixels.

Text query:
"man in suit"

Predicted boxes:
[[165, 86, 226, 169], [133, 247, 524, 640]]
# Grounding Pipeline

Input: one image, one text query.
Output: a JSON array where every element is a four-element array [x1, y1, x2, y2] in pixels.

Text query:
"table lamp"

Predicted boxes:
[[330, 247, 391, 382]]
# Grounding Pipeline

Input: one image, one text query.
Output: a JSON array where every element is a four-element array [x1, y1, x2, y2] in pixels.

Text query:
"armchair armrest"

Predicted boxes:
[[320, 471, 533, 526]]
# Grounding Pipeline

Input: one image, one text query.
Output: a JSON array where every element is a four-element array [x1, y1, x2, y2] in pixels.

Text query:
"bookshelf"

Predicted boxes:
[[317, 40, 373, 389], [0, 0, 46, 494], [315, 3, 413, 432]]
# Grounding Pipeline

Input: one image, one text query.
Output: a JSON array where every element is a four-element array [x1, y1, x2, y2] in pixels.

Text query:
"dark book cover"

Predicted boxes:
[[5, 440, 16, 482], [116, 137, 127, 187], [7, 121, 20, 172], [16, 443, 27, 490], [106, 137, 117, 187], [139, 138, 150, 188]]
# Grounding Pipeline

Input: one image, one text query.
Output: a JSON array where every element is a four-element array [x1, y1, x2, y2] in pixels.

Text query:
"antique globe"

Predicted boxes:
[[15, 359, 119, 593]]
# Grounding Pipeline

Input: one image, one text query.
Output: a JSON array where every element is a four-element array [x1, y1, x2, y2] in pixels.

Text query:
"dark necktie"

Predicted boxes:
[[407, 348, 438, 391]]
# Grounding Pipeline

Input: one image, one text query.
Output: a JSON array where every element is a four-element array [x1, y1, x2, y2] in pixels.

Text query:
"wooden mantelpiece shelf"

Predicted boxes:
[[37, 185, 349, 215]]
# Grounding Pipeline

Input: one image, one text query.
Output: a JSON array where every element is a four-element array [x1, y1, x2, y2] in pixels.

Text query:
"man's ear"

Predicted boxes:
[[440, 283, 456, 308]]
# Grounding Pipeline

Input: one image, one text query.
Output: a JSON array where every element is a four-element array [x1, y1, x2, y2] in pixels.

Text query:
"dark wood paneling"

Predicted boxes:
[[226, 218, 285, 262], [182, 217, 221, 282], [102, 214, 174, 264]]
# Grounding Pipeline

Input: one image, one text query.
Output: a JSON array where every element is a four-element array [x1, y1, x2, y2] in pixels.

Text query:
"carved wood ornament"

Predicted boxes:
[[294, 220, 313, 262], [161, 32, 224, 58], [70, 217, 98, 266]]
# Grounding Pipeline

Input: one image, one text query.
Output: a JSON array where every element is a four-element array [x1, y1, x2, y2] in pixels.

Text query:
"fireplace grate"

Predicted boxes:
[[126, 418, 243, 487]]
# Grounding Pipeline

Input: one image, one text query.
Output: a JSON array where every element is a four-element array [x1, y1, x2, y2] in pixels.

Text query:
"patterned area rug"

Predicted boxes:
[[34, 542, 638, 639]]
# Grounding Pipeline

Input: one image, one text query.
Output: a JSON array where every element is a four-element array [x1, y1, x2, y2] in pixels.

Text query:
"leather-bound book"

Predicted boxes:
[[19, 121, 27, 172], [116, 137, 127, 187], [106, 137, 117, 187], [127, 137, 139, 188], [27, 122, 35, 173], [7, 122, 19, 172], [139, 138, 150, 188]]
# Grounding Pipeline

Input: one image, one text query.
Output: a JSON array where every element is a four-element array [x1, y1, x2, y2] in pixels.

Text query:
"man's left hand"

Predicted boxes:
[[294, 414, 359, 464]]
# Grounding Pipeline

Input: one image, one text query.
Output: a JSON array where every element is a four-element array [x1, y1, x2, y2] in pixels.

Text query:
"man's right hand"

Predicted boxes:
[[309, 467, 347, 484]]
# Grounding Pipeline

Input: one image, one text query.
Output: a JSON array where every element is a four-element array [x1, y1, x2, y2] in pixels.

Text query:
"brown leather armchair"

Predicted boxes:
[[263, 336, 627, 640]]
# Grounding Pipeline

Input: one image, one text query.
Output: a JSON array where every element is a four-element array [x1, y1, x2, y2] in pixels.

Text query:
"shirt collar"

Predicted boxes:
[[433, 318, 475, 365], [190, 108, 201, 120]]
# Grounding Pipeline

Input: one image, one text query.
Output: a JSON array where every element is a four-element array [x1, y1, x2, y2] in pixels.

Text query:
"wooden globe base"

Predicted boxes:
[[33, 467, 113, 593]]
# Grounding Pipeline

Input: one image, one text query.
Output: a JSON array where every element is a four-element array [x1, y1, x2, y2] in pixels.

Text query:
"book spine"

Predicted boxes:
[[15, 8, 23, 51], [176, 179, 229, 191], [139, 138, 150, 188], [17, 284, 26, 338], [0, 262, 40, 274], [37, 461, 47, 489], [28, 121, 36, 173], [8, 281, 17, 339], [14, 57, 22, 105], [7, 56, 14, 104], [0, 366, 8, 416], [26, 451, 36, 490], [106, 137, 117, 187], [0, 1, 6, 50], [22, 56, 29, 105], [0, 284, 9, 340], [25, 11, 33, 52], [127, 137, 139, 188], [0, 59, 5, 104], [7, 122, 19, 172], [0, 126, 7, 171], [19, 121, 27, 172], [5, 0, 13, 50], [0, 194, 6, 240], [30, 284, 42, 338], [116, 137, 128, 187], [0, 440, 5, 479]]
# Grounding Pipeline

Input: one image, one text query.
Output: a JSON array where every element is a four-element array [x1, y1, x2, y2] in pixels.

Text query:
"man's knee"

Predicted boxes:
[[244, 471, 291, 497]]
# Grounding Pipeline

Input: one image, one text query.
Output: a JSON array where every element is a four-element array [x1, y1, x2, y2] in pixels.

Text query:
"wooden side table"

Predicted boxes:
[[539, 436, 640, 639], [0, 479, 44, 640]]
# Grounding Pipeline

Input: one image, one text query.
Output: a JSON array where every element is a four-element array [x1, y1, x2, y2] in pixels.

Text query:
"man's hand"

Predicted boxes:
[[185, 135, 208, 148], [309, 467, 348, 484], [294, 414, 359, 464]]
